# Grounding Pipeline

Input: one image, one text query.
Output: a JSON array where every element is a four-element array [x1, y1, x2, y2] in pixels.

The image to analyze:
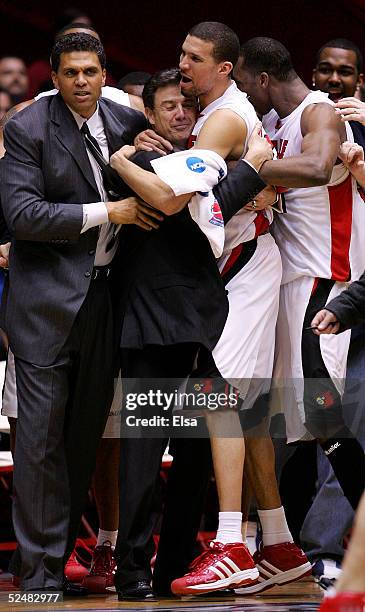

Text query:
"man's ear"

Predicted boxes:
[[101, 68, 106, 87], [218, 61, 233, 78], [51, 71, 59, 90], [260, 72, 270, 89], [145, 107, 155, 126], [358, 72, 364, 87]]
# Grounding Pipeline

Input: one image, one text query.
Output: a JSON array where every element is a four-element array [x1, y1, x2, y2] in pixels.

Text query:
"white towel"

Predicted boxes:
[[151, 149, 227, 258]]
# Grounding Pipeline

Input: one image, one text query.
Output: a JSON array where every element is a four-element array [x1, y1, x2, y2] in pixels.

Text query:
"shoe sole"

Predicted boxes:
[[234, 561, 312, 594], [82, 576, 113, 594], [172, 567, 259, 596]]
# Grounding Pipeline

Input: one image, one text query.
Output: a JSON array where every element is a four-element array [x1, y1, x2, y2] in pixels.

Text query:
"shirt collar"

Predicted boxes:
[[200, 80, 235, 116], [67, 102, 100, 130]]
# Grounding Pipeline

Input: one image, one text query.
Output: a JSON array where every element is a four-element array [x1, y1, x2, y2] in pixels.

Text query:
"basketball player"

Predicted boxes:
[[231, 39, 365, 598]]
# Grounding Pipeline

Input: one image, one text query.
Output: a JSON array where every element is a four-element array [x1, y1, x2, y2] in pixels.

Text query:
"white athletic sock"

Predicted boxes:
[[258, 506, 293, 547], [96, 529, 118, 548], [215, 512, 243, 544]]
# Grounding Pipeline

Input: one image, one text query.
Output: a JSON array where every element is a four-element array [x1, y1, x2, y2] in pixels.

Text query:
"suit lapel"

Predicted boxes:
[[50, 94, 99, 195], [98, 98, 127, 156]]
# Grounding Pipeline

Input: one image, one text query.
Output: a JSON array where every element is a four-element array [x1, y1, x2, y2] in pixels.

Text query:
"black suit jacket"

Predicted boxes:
[[0, 94, 146, 365], [117, 151, 266, 352], [326, 271, 365, 332]]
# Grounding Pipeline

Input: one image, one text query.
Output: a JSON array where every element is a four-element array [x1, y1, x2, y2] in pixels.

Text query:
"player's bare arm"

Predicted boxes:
[[199, 113, 277, 211], [260, 103, 344, 187], [109, 146, 192, 215], [195, 108, 247, 160], [129, 94, 146, 114]]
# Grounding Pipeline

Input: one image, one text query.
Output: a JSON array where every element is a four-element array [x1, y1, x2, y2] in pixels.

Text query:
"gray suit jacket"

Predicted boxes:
[[0, 93, 146, 365]]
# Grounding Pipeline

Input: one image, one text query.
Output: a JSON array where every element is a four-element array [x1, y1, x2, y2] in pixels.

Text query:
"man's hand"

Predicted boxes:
[[338, 141, 365, 187], [0, 242, 10, 269], [335, 97, 365, 125], [134, 129, 173, 155], [310, 309, 340, 335], [339, 141, 364, 169], [244, 185, 277, 212], [110, 145, 136, 169], [106, 197, 164, 230], [244, 122, 273, 172]]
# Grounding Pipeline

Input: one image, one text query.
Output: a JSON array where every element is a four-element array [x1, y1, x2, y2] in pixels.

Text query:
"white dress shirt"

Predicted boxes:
[[69, 104, 118, 266]]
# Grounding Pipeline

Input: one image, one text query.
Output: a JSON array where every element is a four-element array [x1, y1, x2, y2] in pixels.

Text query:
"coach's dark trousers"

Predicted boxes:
[[115, 344, 212, 590], [11, 276, 115, 591]]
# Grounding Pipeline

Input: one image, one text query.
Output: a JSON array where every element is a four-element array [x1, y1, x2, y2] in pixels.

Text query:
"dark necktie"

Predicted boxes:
[[80, 122, 123, 251], [80, 122, 125, 201]]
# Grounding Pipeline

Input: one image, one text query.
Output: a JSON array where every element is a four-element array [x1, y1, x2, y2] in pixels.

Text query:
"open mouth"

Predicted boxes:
[[74, 91, 90, 98], [327, 91, 342, 101], [181, 75, 192, 84]]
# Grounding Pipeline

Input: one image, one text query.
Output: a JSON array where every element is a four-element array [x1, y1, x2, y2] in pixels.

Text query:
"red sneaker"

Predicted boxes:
[[235, 542, 312, 594], [64, 550, 89, 583], [319, 592, 365, 611], [82, 541, 116, 594], [171, 541, 259, 596]]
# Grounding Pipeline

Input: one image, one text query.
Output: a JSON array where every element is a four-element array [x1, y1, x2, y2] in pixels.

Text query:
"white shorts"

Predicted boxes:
[[213, 233, 282, 405], [271, 276, 351, 443], [1, 349, 122, 438]]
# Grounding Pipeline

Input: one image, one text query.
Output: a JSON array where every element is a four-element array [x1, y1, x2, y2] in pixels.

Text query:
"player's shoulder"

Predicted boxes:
[[301, 100, 337, 123], [4, 97, 50, 133], [204, 107, 248, 127], [101, 85, 130, 106], [99, 96, 145, 122]]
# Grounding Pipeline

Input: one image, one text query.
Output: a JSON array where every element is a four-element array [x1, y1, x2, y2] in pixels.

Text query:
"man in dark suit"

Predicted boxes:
[[112, 68, 272, 599], [0, 33, 150, 592], [312, 268, 365, 334]]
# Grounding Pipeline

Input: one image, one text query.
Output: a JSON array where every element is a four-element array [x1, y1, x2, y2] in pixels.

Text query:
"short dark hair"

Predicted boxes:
[[51, 32, 106, 72], [117, 71, 151, 91], [54, 22, 99, 42], [240, 37, 296, 82], [317, 38, 363, 73], [142, 68, 180, 109], [188, 21, 239, 68]]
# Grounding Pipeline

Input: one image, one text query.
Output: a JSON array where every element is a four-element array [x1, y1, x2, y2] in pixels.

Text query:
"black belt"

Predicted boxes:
[[91, 266, 112, 281]]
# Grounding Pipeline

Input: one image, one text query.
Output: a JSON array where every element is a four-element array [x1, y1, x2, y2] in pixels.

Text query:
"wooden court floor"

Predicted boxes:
[[0, 574, 324, 611]]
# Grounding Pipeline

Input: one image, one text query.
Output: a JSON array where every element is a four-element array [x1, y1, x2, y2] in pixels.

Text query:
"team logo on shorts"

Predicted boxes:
[[209, 201, 224, 227], [315, 391, 335, 408], [186, 156, 206, 173], [194, 380, 213, 393]]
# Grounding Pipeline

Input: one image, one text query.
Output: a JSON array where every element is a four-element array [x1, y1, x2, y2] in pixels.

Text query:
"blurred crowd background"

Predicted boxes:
[[0, 0, 365, 116]]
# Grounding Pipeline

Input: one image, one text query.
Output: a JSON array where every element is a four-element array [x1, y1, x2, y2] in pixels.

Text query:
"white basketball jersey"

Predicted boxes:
[[263, 91, 365, 284], [188, 81, 273, 252]]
